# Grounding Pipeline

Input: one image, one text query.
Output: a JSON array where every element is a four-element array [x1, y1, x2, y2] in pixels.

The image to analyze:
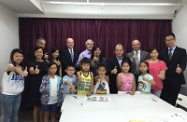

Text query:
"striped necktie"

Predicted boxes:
[[70, 49, 74, 62], [168, 48, 173, 60]]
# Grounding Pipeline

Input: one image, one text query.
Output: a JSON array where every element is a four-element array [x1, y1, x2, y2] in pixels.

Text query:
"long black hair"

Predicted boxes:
[[139, 61, 149, 73], [91, 45, 103, 62], [49, 47, 60, 63], [121, 59, 132, 72], [31, 46, 44, 61], [148, 47, 159, 54]]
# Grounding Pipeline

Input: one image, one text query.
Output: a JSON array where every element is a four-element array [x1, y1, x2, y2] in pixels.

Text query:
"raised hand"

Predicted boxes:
[[23, 67, 28, 77], [158, 72, 165, 80], [176, 64, 182, 74], [56, 60, 61, 66], [35, 65, 40, 74], [81, 54, 85, 60], [44, 52, 49, 60], [111, 66, 118, 74], [70, 85, 75, 94], [93, 56, 99, 61], [132, 54, 138, 61]]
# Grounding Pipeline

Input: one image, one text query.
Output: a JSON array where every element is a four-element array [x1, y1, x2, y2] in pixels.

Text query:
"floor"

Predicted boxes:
[[19, 110, 33, 122], [19, 110, 61, 122]]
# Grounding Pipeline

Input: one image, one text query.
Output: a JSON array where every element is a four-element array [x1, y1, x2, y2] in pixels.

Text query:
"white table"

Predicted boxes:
[[60, 92, 187, 122]]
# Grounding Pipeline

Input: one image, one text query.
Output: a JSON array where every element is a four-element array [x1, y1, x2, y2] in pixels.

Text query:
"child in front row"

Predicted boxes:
[[63, 64, 77, 97], [77, 58, 94, 96], [137, 61, 156, 93], [94, 63, 110, 94], [117, 60, 136, 95], [40, 63, 63, 122]]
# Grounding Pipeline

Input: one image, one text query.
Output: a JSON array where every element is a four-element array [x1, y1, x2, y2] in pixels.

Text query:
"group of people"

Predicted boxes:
[[0, 32, 186, 122]]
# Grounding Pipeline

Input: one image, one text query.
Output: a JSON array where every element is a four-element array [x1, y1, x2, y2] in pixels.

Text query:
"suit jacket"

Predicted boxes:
[[107, 55, 131, 93], [159, 47, 187, 85], [127, 50, 149, 75], [60, 48, 79, 69]]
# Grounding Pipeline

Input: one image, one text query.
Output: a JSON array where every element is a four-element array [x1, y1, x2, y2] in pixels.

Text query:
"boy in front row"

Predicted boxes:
[[63, 64, 78, 98], [77, 58, 94, 96]]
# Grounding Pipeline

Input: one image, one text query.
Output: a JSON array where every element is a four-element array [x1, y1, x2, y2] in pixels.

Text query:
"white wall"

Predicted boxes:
[[0, 3, 19, 120], [172, 0, 187, 82]]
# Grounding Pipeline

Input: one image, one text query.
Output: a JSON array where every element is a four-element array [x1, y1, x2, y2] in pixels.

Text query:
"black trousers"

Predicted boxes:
[[160, 81, 181, 106]]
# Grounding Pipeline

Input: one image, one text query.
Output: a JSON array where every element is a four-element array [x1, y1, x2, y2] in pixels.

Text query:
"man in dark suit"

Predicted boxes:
[[127, 39, 149, 87], [107, 44, 131, 94], [61, 38, 79, 75], [160, 32, 187, 106]]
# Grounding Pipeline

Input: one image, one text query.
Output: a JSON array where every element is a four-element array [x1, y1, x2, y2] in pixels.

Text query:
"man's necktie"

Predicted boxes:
[[135, 51, 140, 74], [168, 48, 172, 60], [135, 51, 139, 65], [70, 49, 74, 62]]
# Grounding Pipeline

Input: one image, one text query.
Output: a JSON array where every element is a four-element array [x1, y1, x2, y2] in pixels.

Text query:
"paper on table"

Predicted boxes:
[[98, 96, 111, 102], [160, 113, 187, 122], [85, 96, 111, 102], [85, 96, 97, 101]]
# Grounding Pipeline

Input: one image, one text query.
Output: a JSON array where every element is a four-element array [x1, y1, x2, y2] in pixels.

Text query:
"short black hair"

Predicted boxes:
[[97, 63, 107, 70], [164, 32, 175, 39], [80, 58, 91, 65], [121, 60, 131, 72], [47, 62, 57, 69], [66, 63, 75, 69], [148, 47, 159, 54], [37, 38, 46, 42], [121, 60, 131, 66], [139, 61, 149, 67], [32, 46, 44, 60]]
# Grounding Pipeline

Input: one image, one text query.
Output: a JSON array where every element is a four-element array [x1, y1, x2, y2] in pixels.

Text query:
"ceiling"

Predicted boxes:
[[0, 0, 43, 13], [0, 0, 185, 19]]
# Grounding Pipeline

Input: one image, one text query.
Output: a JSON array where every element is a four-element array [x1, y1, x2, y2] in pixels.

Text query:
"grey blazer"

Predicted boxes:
[[127, 50, 149, 75]]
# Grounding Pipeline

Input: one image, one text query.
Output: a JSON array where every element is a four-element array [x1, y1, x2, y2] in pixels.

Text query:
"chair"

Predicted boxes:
[[175, 93, 187, 109]]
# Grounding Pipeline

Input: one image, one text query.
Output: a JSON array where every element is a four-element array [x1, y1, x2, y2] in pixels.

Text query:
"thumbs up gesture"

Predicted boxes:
[[57, 60, 61, 66], [158, 72, 165, 80], [111, 66, 118, 74], [70, 85, 75, 94], [176, 64, 182, 74], [44, 52, 49, 60], [158, 73, 164, 80], [132, 54, 138, 61], [35, 65, 40, 74], [23, 67, 28, 77], [93, 56, 99, 62], [81, 54, 85, 60]]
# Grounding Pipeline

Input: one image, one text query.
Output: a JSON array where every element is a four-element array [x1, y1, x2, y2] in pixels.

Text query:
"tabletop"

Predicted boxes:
[[60, 92, 187, 122]]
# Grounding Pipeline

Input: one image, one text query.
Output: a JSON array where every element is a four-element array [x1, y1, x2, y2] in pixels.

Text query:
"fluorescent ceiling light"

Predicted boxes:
[[42, 1, 181, 6]]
